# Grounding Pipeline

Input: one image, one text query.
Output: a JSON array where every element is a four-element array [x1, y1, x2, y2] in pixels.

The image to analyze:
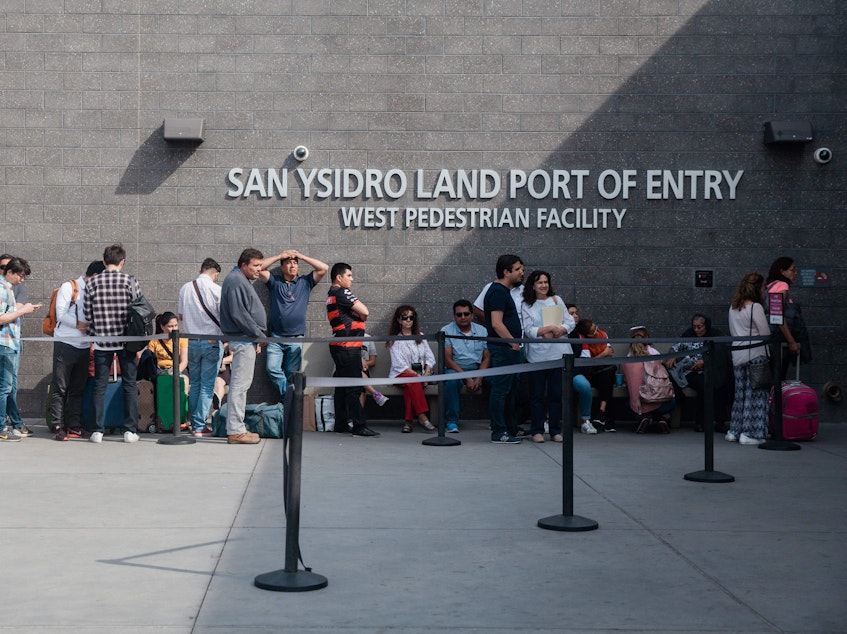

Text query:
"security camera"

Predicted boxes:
[[813, 147, 832, 164], [293, 145, 309, 162]]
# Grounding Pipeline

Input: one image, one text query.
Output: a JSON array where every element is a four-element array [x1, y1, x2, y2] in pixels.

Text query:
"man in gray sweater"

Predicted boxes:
[[219, 248, 267, 444]]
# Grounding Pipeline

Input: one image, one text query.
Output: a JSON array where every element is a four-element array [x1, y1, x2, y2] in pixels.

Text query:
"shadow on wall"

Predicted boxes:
[[115, 126, 200, 195]]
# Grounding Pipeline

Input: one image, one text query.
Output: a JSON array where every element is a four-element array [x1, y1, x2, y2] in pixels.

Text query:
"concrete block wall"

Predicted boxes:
[[1, 1, 845, 421]]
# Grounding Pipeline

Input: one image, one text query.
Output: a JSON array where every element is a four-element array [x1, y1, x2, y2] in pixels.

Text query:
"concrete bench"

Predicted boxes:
[[297, 342, 697, 428]]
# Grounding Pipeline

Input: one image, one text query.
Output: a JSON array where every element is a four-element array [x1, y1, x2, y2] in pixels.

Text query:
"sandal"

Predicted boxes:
[[420, 419, 435, 431], [402, 422, 413, 433]]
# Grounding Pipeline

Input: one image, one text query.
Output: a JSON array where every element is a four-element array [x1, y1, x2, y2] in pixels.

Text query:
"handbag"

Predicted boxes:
[[748, 358, 772, 391], [638, 360, 674, 403]]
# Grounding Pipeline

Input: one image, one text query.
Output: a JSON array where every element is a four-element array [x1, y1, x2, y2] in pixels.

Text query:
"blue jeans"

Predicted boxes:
[[226, 342, 256, 435], [0, 346, 18, 427], [444, 364, 479, 425], [572, 373, 593, 419], [265, 335, 303, 397], [188, 340, 223, 431], [488, 345, 522, 439], [92, 349, 138, 433]]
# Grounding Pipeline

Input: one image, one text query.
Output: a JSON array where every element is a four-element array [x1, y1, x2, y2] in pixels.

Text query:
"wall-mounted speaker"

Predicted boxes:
[[763, 120, 813, 144], [163, 118, 205, 143]]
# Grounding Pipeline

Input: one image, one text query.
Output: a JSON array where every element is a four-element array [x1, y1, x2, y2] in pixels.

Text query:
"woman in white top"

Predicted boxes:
[[386, 305, 436, 433], [727, 272, 771, 444], [521, 270, 595, 442]]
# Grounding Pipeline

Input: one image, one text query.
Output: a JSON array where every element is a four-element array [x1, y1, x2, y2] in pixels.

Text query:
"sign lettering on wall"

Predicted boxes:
[[226, 168, 744, 229]]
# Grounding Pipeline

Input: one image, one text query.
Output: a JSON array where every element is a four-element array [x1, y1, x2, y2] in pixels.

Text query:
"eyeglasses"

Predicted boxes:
[[399, 315, 415, 321], [454, 312, 471, 317]]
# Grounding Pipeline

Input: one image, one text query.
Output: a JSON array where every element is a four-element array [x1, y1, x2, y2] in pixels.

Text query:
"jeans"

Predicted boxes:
[[529, 367, 563, 436], [329, 345, 366, 431], [49, 342, 89, 430], [265, 335, 303, 397], [92, 348, 138, 433], [572, 373, 593, 419], [226, 342, 256, 435], [444, 364, 478, 425], [0, 347, 18, 427], [188, 340, 223, 432], [488, 345, 522, 438]]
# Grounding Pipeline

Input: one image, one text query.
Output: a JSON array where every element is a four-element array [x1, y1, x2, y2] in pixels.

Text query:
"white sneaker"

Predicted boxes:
[[580, 421, 598, 435], [739, 433, 764, 445], [123, 431, 139, 443], [724, 431, 738, 442], [90, 431, 103, 443], [373, 392, 389, 407]]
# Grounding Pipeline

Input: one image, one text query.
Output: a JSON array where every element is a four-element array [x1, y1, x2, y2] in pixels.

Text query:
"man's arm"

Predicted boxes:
[[350, 299, 369, 321], [444, 344, 463, 373], [295, 251, 329, 283], [490, 310, 519, 350]]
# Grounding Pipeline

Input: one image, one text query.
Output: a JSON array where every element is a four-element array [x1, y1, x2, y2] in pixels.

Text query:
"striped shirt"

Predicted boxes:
[[83, 269, 141, 351], [0, 277, 20, 351], [326, 285, 364, 348]]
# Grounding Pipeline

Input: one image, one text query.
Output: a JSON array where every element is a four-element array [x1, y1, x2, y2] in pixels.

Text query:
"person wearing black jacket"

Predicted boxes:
[[666, 314, 732, 432]]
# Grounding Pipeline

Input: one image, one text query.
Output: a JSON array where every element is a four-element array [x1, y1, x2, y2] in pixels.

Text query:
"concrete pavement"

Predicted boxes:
[[1, 418, 845, 633]]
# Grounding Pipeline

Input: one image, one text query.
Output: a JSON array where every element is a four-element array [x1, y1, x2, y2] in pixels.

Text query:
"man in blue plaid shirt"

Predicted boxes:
[[83, 244, 142, 443]]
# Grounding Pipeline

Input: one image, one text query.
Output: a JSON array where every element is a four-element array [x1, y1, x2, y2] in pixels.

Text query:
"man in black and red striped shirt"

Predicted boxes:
[[326, 262, 379, 437]]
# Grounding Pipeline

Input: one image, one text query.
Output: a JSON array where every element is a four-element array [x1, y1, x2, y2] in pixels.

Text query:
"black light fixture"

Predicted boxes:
[[163, 118, 205, 144], [763, 120, 813, 144]]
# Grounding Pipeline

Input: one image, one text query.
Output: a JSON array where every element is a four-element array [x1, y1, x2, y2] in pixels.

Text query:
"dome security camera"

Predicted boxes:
[[813, 147, 832, 164], [293, 145, 309, 161]]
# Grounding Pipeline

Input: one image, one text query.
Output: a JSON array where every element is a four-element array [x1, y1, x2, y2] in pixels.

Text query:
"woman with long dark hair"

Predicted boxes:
[[726, 273, 771, 444], [521, 270, 594, 442], [386, 304, 436, 433], [765, 256, 808, 378]]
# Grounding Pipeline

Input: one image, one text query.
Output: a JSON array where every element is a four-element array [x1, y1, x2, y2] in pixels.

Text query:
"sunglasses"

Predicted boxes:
[[399, 314, 415, 321], [454, 311, 472, 317]]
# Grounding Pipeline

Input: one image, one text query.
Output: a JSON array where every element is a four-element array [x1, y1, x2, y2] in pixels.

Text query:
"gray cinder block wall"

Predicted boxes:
[[1, 2, 845, 421]]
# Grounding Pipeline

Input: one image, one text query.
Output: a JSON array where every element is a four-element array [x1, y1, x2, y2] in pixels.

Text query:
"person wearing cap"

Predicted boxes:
[[51, 261, 106, 440], [259, 249, 328, 398]]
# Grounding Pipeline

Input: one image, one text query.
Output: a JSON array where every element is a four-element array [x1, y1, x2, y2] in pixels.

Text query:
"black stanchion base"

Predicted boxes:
[[422, 435, 461, 447], [758, 439, 801, 451], [537, 514, 598, 532], [254, 569, 328, 592], [684, 470, 735, 483], [157, 435, 196, 445]]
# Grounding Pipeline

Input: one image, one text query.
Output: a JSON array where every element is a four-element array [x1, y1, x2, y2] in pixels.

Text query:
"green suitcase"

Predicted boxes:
[[155, 373, 188, 432]]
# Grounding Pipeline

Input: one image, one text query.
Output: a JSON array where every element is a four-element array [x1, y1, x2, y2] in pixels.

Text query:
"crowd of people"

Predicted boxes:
[[0, 245, 807, 446]]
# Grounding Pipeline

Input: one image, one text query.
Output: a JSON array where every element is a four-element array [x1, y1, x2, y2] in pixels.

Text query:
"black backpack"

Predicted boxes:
[[124, 293, 156, 353]]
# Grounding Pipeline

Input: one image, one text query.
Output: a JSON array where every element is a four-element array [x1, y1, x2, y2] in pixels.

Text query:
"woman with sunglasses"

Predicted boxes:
[[521, 270, 595, 442], [387, 305, 436, 433]]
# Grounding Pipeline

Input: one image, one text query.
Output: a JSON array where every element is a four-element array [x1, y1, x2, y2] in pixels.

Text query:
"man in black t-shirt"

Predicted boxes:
[[483, 254, 525, 443]]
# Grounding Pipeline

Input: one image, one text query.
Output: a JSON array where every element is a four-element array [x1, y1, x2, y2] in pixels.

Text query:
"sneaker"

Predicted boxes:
[[15, 425, 33, 437], [491, 433, 522, 444], [0, 427, 22, 442], [66, 428, 89, 439], [739, 433, 764, 445], [90, 431, 103, 443], [334, 420, 354, 434], [54, 428, 69, 441], [419, 419, 435, 431], [511, 428, 528, 438], [373, 392, 389, 406], [123, 431, 139, 443], [724, 431, 738, 442], [580, 421, 598, 435], [228, 432, 260, 444], [193, 427, 213, 437], [446, 423, 459, 433], [351, 426, 381, 437]]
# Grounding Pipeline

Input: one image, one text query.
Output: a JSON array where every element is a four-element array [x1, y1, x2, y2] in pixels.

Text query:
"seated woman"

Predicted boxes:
[[621, 326, 676, 433], [147, 312, 189, 393], [665, 313, 732, 432], [386, 305, 436, 433], [575, 318, 617, 432], [521, 270, 596, 441]]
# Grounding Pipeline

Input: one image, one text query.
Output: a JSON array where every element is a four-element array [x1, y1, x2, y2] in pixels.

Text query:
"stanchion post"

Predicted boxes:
[[759, 341, 800, 451], [158, 329, 195, 445], [422, 331, 460, 447], [684, 340, 734, 483], [538, 354, 598, 532], [255, 372, 328, 592]]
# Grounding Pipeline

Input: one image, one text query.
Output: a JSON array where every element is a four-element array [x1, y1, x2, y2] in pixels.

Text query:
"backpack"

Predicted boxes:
[[212, 402, 286, 438], [124, 293, 156, 353], [42, 279, 79, 335], [638, 360, 674, 403]]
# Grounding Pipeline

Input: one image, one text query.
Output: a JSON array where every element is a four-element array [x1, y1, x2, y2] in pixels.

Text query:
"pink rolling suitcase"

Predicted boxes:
[[769, 363, 818, 441]]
